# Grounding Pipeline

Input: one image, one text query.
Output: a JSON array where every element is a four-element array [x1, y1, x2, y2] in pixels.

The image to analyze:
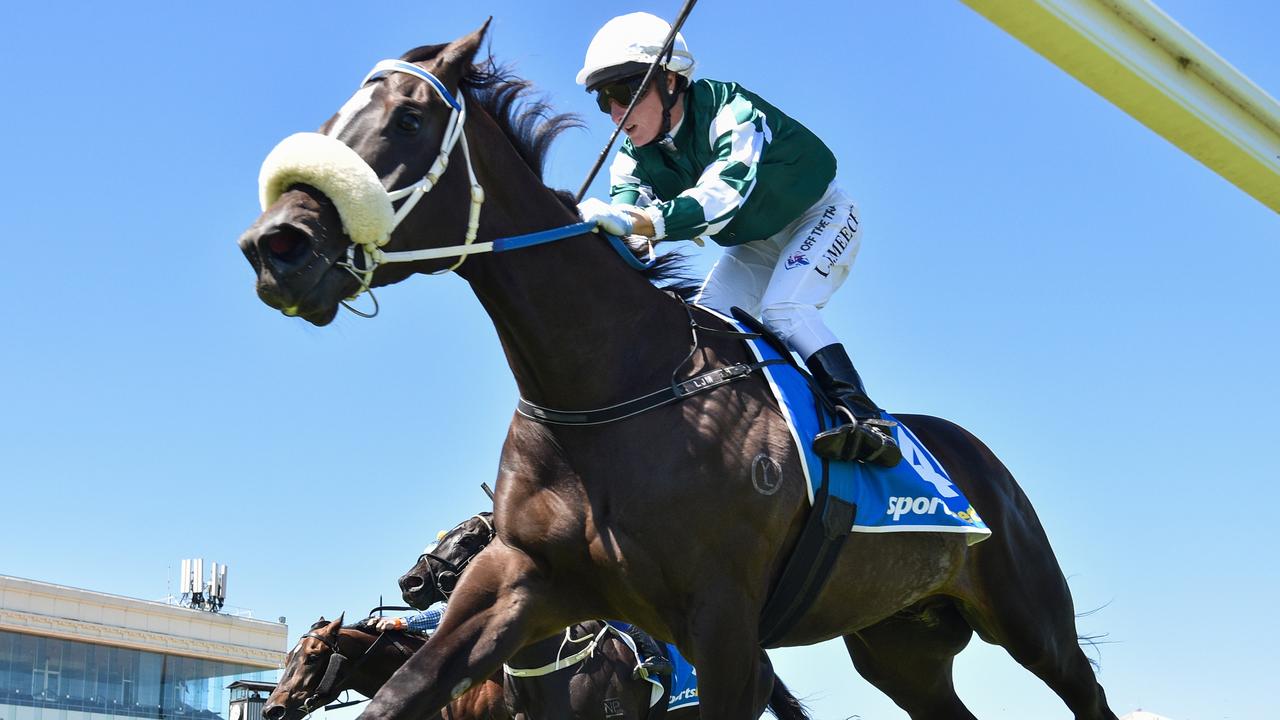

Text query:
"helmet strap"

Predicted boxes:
[[651, 73, 683, 154]]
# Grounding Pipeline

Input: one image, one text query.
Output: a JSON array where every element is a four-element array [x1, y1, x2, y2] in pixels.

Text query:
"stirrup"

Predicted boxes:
[[633, 658, 674, 680], [813, 418, 901, 467]]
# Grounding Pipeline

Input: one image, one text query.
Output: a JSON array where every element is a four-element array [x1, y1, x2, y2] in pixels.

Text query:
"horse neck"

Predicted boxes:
[[338, 629, 414, 697], [454, 112, 691, 409]]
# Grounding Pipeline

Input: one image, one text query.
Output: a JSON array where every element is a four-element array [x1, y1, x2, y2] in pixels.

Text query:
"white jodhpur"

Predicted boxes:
[[695, 181, 861, 359]]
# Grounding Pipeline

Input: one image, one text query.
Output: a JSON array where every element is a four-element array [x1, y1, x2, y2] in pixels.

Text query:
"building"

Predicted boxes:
[[0, 575, 286, 720]]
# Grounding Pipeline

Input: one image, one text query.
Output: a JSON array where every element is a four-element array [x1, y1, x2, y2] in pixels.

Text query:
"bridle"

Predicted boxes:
[[336, 59, 485, 291], [419, 513, 496, 600], [295, 631, 350, 713], [258, 59, 657, 317], [294, 627, 417, 714]]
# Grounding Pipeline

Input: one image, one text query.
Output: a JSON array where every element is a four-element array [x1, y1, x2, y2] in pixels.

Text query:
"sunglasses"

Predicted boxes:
[[594, 75, 650, 113]]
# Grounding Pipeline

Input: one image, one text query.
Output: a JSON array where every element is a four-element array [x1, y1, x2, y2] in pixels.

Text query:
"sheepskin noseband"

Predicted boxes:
[[258, 132, 397, 250], [255, 59, 485, 292]]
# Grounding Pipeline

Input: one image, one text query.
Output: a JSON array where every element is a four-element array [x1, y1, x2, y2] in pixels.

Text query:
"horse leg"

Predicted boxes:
[[956, 526, 1117, 719], [361, 542, 565, 720], [761, 666, 809, 720], [680, 606, 771, 720], [958, 583, 1116, 720], [897, 414, 1117, 719], [841, 600, 977, 720]]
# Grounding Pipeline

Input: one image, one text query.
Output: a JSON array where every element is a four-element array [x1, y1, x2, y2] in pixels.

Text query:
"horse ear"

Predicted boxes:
[[334, 612, 345, 629], [436, 18, 491, 91]]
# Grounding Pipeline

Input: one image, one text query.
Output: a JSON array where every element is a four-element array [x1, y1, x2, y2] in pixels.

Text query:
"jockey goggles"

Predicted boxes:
[[594, 74, 650, 113]]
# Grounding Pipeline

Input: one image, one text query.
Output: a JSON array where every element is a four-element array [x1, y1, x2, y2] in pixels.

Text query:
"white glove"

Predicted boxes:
[[577, 197, 636, 237]]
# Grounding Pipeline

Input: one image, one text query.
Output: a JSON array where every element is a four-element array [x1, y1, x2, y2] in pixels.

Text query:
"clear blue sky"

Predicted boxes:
[[1, 1, 1276, 718]]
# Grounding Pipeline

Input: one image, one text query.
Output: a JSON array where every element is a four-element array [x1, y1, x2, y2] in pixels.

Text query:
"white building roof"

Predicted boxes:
[[0, 575, 286, 669], [1120, 711, 1176, 720]]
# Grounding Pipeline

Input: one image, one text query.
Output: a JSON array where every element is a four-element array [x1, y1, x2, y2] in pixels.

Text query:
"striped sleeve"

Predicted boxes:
[[651, 93, 770, 241], [608, 146, 658, 208]]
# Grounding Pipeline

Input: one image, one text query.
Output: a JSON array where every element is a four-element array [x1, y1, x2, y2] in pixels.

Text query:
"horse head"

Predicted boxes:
[[262, 614, 349, 720], [399, 512, 496, 609], [238, 21, 532, 325]]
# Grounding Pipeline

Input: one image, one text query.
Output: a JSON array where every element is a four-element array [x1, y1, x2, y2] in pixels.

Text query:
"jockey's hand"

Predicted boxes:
[[577, 197, 636, 237], [372, 617, 406, 632]]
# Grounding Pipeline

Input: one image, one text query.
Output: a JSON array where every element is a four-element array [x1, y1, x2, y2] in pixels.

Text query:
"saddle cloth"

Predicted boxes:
[[607, 623, 699, 711], [703, 307, 992, 543]]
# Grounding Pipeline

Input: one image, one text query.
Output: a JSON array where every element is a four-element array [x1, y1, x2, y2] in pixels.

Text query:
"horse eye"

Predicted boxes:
[[397, 112, 422, 134]]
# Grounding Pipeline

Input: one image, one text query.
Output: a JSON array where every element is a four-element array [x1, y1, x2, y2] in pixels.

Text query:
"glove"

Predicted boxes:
[[577, 197, 636, 237]]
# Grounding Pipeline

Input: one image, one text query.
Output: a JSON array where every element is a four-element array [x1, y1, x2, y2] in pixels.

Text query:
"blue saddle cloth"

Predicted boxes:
[[709, 308, 992, 542], [605, 622, 698, 710], [664, 642, 698, 710]]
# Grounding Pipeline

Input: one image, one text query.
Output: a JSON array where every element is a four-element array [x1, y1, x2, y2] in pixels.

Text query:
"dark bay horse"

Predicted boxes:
[[401, 513, 808, 720], [262, 615, 505, 720], [237, 22, 1117, 720]]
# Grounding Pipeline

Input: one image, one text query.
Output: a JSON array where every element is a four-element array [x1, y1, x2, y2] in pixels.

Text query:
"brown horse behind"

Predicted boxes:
[[262, 615, 504, 720]]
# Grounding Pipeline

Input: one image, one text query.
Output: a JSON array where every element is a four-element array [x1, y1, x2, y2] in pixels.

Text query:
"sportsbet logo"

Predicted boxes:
[[886, 496, 984, 525], [670, 687, 699, 704]]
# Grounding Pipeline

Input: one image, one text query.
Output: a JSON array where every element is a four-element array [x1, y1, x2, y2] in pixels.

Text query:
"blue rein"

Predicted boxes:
[[491, 221, 657, 271]]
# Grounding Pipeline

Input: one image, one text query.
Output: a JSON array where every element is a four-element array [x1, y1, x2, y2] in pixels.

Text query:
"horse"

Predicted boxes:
[[262, 615, 506, 720], [502, 619, 669, 720], [237, 22, 1118, 720], [401, 513, 809, 720]]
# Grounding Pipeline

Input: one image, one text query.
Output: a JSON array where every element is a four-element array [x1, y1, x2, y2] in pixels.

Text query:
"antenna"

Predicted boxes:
[[177, 558, 231, 613]]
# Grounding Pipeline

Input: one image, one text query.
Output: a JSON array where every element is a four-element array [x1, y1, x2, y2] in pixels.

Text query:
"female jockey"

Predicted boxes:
[[575, 12, 900, 467]]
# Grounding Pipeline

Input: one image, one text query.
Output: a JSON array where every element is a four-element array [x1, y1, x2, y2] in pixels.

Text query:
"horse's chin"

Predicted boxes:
[[257, 264, 361, 327], [402, 588, 435, 611]]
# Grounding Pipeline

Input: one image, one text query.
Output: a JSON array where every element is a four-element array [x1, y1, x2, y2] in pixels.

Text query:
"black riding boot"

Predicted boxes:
[[805, 344, 901, 467], [623, 626, 674, 679]]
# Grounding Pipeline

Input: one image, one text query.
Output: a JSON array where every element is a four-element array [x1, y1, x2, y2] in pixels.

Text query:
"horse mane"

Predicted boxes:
[[401, 45, 579, 182], [400, 45, 700, 300]]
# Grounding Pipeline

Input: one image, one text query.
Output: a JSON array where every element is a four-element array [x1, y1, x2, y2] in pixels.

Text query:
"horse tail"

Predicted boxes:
[[766, 675, 810, 720], [1076, 602, 1113, 671]]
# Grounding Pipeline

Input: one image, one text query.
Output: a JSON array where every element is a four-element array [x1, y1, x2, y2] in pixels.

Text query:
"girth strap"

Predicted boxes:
[[503, 624, 611, 678], [516, 359, 784, 426]]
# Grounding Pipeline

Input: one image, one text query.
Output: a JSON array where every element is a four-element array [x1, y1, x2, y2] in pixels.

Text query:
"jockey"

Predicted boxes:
[[575, 12, 900, 467], [372, 608, 673, 679]]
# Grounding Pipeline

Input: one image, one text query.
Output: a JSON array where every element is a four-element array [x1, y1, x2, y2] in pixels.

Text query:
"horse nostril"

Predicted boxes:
[[262, 705, 285, 720], [259, 226, 310, 266], [399, 574, 425, 594]]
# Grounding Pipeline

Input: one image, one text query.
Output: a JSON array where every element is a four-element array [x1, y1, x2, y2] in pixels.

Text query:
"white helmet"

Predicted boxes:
[[576, 12, 695, 91]]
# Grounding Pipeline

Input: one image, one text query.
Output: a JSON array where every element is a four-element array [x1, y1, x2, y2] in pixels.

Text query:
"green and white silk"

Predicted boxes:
[[609, 79, 836, 247]]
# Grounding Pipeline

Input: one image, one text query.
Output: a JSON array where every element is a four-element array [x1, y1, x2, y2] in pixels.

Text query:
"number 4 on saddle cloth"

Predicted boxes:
[[711, 306, 992, 542]]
